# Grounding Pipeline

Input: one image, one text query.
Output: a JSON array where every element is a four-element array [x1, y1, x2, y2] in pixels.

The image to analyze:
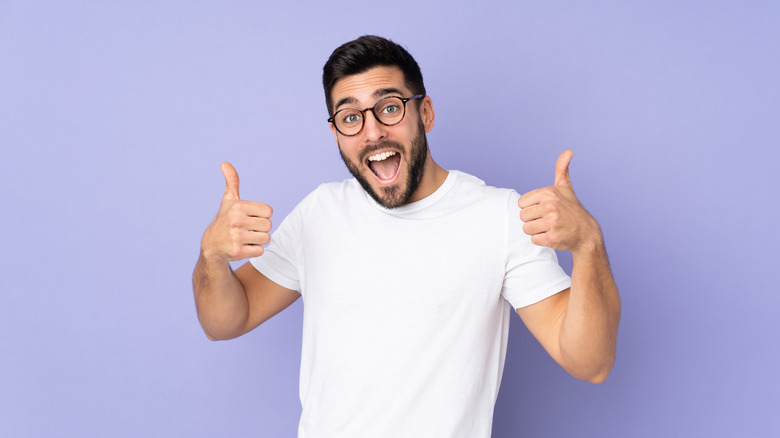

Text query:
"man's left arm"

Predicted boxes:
[[516, 150, 621, 384]]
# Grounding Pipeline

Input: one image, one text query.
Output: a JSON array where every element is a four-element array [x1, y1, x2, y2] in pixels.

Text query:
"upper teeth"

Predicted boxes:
[[368, 151, 397, 162]]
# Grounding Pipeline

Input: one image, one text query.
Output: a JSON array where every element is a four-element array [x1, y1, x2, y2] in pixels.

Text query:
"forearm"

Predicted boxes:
[[192, 252, 250, 340], [558, 237, 621, 383]]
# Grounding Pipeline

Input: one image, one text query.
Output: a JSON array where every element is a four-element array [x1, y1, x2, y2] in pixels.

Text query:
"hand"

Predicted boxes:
[[200, 162, 273, 262], [518, 150, 602, 254]]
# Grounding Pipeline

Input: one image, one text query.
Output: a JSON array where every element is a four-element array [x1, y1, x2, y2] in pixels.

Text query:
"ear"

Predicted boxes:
[[329, 121, 339, 143], [420, 96, 435, 133]]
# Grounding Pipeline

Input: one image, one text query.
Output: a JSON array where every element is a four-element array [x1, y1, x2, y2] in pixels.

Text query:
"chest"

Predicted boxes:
[[298, 205, 506, 315]]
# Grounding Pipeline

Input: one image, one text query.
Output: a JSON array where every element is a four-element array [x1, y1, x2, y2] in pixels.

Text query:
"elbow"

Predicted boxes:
[[569, 365, 612, 384], [577, 358, 615, 384], [200, 321, 242, 341], [202, 327, 221, 341], [199, 312, 258, 340], [197, 313, 247, 341], [584, 368, 611, 384], [202, 328, 240, 341], [563, 351, 615, 384]]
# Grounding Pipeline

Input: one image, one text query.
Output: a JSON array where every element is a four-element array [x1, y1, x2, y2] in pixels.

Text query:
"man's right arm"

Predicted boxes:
[[192, 162, 300, 341]]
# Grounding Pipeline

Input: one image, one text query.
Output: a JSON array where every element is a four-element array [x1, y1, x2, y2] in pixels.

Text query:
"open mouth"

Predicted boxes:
[[366, 150, 401, 184]]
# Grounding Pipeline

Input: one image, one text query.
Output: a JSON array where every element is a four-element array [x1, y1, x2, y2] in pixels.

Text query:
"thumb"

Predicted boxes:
[[554, 150, 573, 187], [220, 162, 240, 200]]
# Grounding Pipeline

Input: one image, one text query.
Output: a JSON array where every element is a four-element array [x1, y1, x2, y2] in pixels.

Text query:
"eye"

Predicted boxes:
[[381, 104, 400, 114], [341, 112, 361, 124]]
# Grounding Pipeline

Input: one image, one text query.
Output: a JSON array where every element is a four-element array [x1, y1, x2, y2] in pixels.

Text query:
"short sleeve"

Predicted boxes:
[[249, 192, 312, 292], [501, 191, 572, 309]]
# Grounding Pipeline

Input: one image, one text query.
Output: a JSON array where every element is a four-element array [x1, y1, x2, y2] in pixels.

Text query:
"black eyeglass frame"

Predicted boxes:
[[327, 94, 425, 137]]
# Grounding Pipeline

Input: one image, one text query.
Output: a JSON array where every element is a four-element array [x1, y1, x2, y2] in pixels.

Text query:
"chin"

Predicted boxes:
[[371, 181, 411, 209], [351, 158, 412, 209]]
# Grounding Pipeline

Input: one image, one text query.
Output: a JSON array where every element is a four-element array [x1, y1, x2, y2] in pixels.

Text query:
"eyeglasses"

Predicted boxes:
[[328, 94, 424, 136]]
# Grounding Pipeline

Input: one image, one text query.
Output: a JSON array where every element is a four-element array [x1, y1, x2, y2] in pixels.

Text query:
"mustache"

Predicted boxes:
[[358, 140, 404, 162]]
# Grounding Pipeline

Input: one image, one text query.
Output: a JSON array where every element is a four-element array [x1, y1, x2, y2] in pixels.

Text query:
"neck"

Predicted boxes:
[[408, 153, 448, 203]]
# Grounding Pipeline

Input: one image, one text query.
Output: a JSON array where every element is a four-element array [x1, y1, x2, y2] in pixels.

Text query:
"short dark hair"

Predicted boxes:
[[322, 35, 426, 116]]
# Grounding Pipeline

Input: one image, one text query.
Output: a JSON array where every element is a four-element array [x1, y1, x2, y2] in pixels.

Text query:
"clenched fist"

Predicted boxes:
[[200, 162, 273, 262], [518, 150, 602, 254]]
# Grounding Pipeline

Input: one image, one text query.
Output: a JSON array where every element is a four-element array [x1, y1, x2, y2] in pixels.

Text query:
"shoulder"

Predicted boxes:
[[449, 170, 518, 210]]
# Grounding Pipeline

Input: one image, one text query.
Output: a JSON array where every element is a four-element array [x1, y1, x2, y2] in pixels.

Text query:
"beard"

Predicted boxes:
[[338, 119, 428, 209]]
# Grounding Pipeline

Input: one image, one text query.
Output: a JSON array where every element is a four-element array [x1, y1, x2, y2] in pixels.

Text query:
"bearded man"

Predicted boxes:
[[193, 35, 620, 438]]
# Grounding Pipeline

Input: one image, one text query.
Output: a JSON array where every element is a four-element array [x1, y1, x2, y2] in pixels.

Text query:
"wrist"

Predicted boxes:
[[572, 222, 604, 257], [200, 246, 229, 265]]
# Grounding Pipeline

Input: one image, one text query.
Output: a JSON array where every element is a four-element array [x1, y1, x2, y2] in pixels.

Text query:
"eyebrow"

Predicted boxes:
[[334, 87, 406, 112]]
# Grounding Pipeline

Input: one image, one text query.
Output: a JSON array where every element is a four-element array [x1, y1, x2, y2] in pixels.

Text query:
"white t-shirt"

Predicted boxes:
[[251, 170, 571, 438]]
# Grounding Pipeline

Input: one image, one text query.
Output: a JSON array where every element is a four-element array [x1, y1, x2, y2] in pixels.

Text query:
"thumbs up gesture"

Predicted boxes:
[[200, 162, 273, 262], [518, 150, 602, 254]]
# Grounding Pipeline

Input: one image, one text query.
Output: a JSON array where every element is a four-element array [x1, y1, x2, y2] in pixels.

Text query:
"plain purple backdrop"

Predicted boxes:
[[1, 1, 778, 437]]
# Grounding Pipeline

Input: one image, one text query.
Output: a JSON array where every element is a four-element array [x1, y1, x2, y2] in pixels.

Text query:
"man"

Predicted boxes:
[[193, 35, 620, 437]]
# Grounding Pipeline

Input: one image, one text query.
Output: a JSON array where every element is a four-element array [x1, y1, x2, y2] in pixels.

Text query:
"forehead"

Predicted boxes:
[[331, 65, 409, 109]]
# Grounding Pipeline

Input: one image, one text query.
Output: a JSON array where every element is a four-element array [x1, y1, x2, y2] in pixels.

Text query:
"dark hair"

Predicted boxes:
[[322, 35, 426, 116]]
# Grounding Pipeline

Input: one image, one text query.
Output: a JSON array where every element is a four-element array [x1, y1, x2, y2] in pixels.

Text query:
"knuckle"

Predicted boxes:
[[260, 218, 272, 231], [229, 215, 244, 227]]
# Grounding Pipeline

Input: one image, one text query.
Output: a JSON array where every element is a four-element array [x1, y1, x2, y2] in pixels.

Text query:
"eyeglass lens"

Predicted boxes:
[[335, 97, 406, 135]]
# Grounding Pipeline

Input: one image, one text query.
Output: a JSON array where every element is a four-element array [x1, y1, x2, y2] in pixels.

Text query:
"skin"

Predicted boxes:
[[192, 66, 620, 383], [516, 150, 621, 383], [193, 162, 299, 341]]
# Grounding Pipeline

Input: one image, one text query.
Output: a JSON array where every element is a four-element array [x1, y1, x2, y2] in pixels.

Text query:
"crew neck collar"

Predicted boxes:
[[365, 170, 458, 215]]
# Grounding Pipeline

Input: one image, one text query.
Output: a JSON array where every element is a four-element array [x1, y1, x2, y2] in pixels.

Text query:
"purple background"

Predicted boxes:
[[2, 1, 778, 436]]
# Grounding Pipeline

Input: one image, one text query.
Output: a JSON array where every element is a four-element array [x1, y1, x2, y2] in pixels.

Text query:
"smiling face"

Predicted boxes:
[[329, 66, 437, 208]]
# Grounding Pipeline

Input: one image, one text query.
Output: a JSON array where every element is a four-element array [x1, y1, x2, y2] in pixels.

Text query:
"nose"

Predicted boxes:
[[360, 110, 387, 143]]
